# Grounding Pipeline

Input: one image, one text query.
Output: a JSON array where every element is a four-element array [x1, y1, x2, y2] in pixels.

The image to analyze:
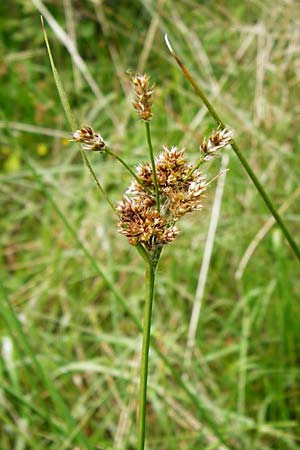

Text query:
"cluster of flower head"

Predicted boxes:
[[131, 74, 154, 122], [116, 146, 208, 251], [200, 127, 233, 161], [115, 74, 233, 253], [72, 126, 106, 152], [70, 74, 232, 254]]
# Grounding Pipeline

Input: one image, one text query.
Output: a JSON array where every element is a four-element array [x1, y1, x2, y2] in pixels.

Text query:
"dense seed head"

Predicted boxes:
[[116, 146, 208, 251], [72, 126, 106, 152], [131, 74, 154, 122], [116, 195, 178, 249], [201, 127, 233, 160]]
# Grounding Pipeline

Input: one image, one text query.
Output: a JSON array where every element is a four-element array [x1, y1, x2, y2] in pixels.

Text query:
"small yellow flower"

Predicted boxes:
[[37, 143, 48, 156], [61, 138, 70, 146]]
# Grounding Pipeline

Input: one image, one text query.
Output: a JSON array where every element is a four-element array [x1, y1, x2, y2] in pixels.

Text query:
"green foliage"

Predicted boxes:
[[1, 1, 300, 449]]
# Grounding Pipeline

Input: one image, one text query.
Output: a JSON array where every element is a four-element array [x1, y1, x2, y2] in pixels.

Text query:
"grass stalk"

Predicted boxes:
[[39, 21, 232, 447], [137, 260, 156, 450], [184, 157, 205, 181], [82, 149, 116, 213], [145, 122, 160, 211], [19, 146, 230, 446], [105, 148, 152, 194], [0, 280, 94, 449], [165, 34, 300, 263], [0, 381, 65, 436], [19, 150, 230, 448], [41, 16, 115, 213]]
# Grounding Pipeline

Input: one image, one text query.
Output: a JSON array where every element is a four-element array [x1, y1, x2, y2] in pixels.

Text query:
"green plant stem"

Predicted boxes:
[[20, 154, 230, 447], [229, 142, 300, 261], [166, 35, 300, 263], [105, 148, 152, 194], [82, 151, 116, 213], [42, 17, 115, 214], [145, 122, 160, 211], [184, 157, 205, 181], [136, 244, 150, 264], [0, 381, 65, 436], [0, 280, 94, 450], [137, 261, 156, 450]]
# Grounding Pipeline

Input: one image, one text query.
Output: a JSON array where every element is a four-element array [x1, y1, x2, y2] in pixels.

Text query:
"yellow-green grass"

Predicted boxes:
[[1, 1, 300, 449]]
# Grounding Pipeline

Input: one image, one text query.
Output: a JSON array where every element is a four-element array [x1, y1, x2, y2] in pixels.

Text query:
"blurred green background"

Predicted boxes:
[[1, 1, 300, 449]]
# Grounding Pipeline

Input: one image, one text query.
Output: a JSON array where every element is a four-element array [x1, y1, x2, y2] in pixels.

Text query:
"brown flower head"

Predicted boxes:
[[127, 146, 207, 217], [166, 169, 207, 219], [132, 147, 188, 192], [116, 195, 178, 250], [116, 146, 207, 251], [132, 74, 154, 122], [72, 126, 106, 152], [201, 126, 233, 161]]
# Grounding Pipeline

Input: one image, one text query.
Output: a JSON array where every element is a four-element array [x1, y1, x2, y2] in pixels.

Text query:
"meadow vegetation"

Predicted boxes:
[[1, 1, 300, 449]]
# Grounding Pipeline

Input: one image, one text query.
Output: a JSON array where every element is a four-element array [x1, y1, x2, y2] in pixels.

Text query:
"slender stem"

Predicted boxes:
[[136, 244, 151, 264], [81, 151, 116, 214], [137, 261, 156, 450], [165, 35, 300, 263], [105, 148, 152, 195], [230, 142, 300, 261], [151, 247, 163, 271], [42, 19, 116, 215], [184, 157, 205, 181], [145, 122, 160, 211], [22, 142, 230, 447]]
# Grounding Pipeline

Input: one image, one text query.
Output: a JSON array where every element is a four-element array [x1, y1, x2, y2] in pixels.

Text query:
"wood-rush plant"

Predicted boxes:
[[42, 19, 299, 448], [72, 74, 232, 450]]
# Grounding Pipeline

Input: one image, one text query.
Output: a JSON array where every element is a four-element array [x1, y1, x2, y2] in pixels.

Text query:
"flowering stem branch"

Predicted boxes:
[[165, 34, 300, 263], [184, 157, 205, 181], [137, 259, 156, 450], [136, 244, 150, 264], [105, 148, 152, 194], [41, 19, 116, 215], [145, 122, 160, 212], [81, 152, 116, 213]]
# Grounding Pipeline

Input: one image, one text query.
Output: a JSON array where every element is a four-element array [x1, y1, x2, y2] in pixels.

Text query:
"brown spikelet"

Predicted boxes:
[[132, 74, 154, 122], [72, 126, 106, 152], [200, 126, 233, 161], [116, 145, 208, 251], [116, 195, 178, 249]]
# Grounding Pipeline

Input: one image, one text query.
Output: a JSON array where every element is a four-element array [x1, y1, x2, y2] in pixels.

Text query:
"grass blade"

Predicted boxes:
[[0, 279, 94, 449], [41, 16, 115, 213], [165, 34, 300, 264]]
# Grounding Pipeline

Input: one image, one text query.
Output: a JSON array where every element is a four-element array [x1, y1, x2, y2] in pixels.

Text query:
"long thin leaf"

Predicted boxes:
[[0, 279, 94, 450], [41, 16, 115, 213]]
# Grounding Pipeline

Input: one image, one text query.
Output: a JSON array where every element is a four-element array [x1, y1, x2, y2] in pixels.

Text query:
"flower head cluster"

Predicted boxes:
[[116, 146, 207, 252], [132, 74, 154, 122], [200, 127, 233, 161], [133, 147, 207, 218], [116, 195, 178, 249], [72, 126, 106, 152]]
